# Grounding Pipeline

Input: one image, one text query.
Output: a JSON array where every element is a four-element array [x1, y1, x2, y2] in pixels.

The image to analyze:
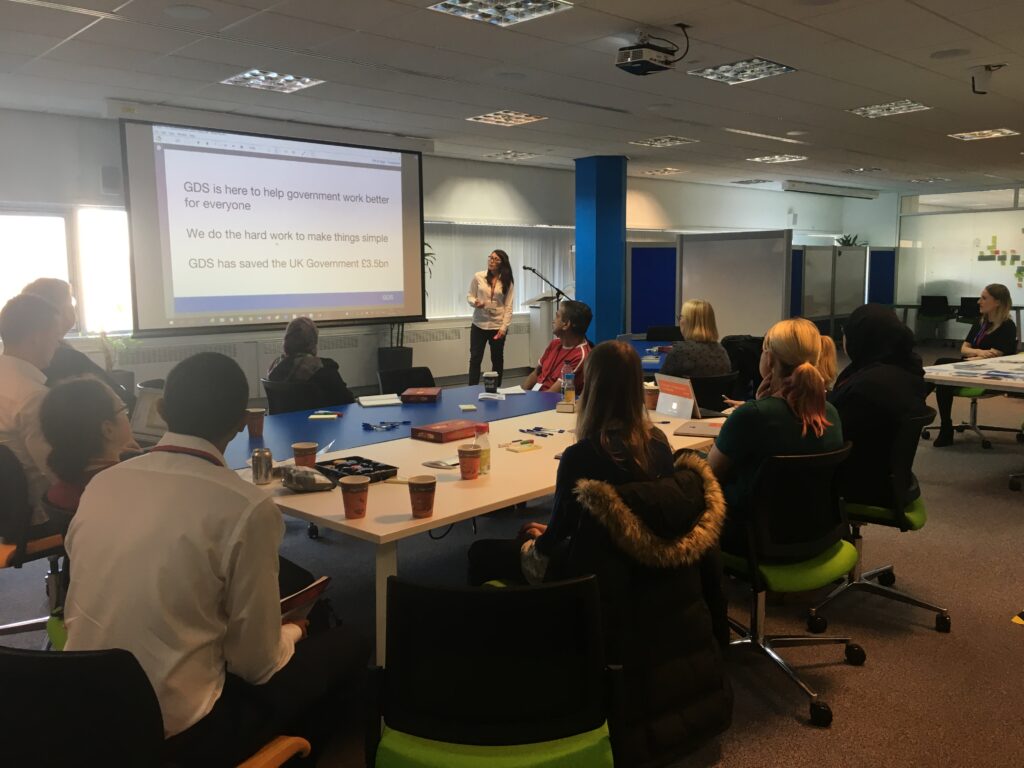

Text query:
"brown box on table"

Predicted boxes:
[[401, 387, 442, 403], [411, 418, 479, 443]]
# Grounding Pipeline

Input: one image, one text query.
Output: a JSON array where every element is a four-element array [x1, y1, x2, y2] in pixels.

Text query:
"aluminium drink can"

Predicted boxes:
[[251, 448, 274, 485]]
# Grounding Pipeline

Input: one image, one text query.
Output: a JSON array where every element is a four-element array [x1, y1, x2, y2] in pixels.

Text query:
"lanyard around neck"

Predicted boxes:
[[149, 445, 223, 467]]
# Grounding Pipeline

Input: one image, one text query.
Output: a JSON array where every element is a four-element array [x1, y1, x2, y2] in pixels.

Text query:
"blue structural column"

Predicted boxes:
[[575, 155, 627, 343]]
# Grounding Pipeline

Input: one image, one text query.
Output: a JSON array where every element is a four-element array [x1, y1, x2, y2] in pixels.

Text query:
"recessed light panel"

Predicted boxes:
[[849, 99, 931, 118], [466, 110, 548, 126], [484, 150, 538, 161], [642, 167, 686, 176], [628, 135, 699, 148], [687, 58, 796, 85], [843, 167, 885, 174], [909, 177, 951, 183], [428, 0, 573, 27], [723, 128, 806, 144], [948, 128, 1020, 141], [732, 179, 773, 184], [220, 69, 324, 93], [747, 154, 807, 163]]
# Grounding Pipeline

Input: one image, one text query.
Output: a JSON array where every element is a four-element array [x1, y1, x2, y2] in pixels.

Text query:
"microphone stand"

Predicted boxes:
[[524, 266, 568, 303]]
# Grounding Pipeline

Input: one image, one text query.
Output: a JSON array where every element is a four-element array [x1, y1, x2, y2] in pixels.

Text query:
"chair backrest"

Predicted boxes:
[[383, 576, 607, 746], [260, 376, 334, 415], [0, 645, 165, 765], [690, 372, 739, 415], [0, 445, 30, 555], [377, 366, 435, 395], [645, 325, 683, 342], [958, 296, 981, 320], [919, 295, 950, 316], [130, 379, 167, 444], [888, 408, 936, 523], [747, 443, 852, 565], [720, 335, 764, 399]]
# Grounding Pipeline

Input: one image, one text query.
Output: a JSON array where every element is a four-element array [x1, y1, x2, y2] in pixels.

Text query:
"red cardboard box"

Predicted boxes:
[[401, 387, 442, 403], [411, 418, 479, 443]]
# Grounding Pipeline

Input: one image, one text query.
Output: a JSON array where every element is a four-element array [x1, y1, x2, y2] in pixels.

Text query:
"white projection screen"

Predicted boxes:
[[679, 230, 793, 339], [121, 120, 424, 336]]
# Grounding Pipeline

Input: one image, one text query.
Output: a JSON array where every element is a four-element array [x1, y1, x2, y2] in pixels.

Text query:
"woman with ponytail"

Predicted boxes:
[[708, 318, 843, 552]]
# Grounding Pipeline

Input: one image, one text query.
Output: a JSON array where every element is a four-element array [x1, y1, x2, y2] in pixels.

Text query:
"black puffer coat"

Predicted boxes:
[[568, 451, 732, 768]]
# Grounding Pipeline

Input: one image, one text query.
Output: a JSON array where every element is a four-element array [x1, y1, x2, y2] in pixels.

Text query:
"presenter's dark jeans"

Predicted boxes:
[[468, 324, 506, 386], [164, 626, 370, 767]]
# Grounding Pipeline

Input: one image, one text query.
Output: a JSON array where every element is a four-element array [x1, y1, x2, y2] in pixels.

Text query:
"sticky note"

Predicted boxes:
[[459, 404, 478, 412]]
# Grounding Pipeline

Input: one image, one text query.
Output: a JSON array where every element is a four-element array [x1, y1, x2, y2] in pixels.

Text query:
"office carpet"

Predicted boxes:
[[3, 353, 1023, 767]]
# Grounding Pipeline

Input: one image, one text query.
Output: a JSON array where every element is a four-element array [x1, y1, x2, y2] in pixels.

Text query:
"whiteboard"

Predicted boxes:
[[802, 246, 833, 318], [834, 246, 867, 314], [679, 231, 792, 339]]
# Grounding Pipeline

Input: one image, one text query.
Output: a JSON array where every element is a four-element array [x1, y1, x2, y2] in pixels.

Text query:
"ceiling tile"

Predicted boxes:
[[114, 0, 260, 32], [221, 11, 350, 49], [75, 18, 204, 53], [276, 0, 409, 30], [0, 2, 97, 37]]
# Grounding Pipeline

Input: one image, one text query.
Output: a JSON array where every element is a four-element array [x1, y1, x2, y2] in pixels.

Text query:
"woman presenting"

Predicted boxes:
[[467, 249, 515, 386]]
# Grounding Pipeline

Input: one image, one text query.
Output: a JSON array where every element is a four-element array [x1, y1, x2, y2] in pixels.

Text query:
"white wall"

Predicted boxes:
[[841, 193, 899, 247]]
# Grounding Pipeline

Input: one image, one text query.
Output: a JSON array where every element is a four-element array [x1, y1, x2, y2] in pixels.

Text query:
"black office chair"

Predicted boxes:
[[691, 372, 739, 416], [260, 376, 332, 415], [917, 295, 956, 345], [0, 446, 65, 640], [645, 325, 683, 342], [720, 444, 866, 727], [0, 645, 311, 767], [720, 335, 764, 400], [370, 576, 618, 766], [957, 296, 981, 323], [810, 409, 951, 632], [377, 366, 435, 395]]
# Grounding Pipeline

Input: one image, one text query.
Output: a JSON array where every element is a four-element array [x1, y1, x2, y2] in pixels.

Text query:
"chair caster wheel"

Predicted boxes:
[[845, 643, 866, 666], [307, 523, 320, 540], [809, 701, 833, 727], [920, 429, 930, 440], [982, 440, 993, 450], [806, 613, 827, 633], [935, 613, 951, 633], [877, 570, 896, 587], [1009, 478, 1021, 492]]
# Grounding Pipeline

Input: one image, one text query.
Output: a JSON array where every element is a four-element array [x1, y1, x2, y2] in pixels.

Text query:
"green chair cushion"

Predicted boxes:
[[721, 540, 859, 593], [846, 497, 927, 531], [375, 724, 613, 768], [953, 387, 988, 398]]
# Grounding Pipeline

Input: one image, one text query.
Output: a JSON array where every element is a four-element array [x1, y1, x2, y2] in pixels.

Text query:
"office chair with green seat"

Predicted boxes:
[[809, 408, 951, 632], [921, 388, 1024, 449], [720, 443, 866, 728], [371, 576, 618, 768]]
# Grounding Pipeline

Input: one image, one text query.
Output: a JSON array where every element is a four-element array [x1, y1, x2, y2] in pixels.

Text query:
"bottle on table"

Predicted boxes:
[[561, 361, 576, 404], [474, 424, 491, 475]]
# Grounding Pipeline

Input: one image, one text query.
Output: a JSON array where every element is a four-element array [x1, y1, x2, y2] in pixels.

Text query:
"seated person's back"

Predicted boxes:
[[267, 317, 355, 410], [830, 304, 929, 507], [660, 299, 731, 379]]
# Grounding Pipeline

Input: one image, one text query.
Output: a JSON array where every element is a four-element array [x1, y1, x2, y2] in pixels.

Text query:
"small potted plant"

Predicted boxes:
[[99, 331, 140, 395]]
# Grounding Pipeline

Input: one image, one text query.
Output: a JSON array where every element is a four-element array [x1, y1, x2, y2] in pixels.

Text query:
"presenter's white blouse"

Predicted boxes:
[[467, 271, 514, 333], [64, 433, 302, 737]]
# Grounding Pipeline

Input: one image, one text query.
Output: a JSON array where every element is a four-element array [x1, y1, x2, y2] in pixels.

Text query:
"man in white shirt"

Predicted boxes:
[[64, 352, 368, 765], [0, 294, 62, 537]]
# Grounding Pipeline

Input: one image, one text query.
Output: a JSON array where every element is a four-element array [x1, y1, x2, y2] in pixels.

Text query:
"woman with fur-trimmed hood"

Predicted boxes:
[[468, 340, 732, 766]]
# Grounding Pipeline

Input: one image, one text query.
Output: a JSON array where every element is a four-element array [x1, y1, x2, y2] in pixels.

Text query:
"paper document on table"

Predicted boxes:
[[358, 394, 402, 407], [497, 386, 526, 395], [673, 418, 726, 438], [479, 392, 506, 401]]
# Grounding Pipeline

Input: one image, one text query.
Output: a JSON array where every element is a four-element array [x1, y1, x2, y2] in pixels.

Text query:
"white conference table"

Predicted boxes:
[[244, 407, 711, 660], [923, 352, 1024, 391]]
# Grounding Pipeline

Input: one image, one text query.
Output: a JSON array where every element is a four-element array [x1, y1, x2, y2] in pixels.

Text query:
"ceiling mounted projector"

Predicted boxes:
[[782, 180, 879, 200], [616, 26, 689, 76]]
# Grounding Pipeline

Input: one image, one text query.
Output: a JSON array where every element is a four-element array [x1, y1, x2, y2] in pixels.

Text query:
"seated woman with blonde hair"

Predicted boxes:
[[708, 318, 843, 553], [660, 299, 731, 379]]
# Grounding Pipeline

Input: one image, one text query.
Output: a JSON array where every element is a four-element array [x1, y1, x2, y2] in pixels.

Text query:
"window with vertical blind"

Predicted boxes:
[[0, 213, 70, 311]]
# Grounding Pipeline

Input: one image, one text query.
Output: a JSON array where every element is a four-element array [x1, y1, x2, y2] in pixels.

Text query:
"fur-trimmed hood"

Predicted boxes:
[[574, 451, 725, 569]]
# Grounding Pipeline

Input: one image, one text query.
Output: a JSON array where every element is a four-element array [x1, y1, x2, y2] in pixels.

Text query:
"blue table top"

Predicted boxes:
[[627, 339, 671, 372], [225, 385, 562, 469]]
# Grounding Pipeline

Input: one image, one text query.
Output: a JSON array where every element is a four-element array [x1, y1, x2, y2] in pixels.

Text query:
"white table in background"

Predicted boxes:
[[246, 409, 712, 660], [923, 353, 1024, 391]]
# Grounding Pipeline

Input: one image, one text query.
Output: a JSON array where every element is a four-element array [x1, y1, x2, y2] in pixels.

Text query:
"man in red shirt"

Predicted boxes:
[[521, 300, 593, 393]]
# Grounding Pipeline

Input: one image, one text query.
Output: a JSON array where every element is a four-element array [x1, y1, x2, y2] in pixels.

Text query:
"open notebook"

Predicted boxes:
[[281, 575, 331, 622]]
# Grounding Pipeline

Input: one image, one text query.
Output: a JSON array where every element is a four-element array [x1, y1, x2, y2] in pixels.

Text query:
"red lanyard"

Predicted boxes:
[[149, 445, 223, 467], [973, 321, 990, 346]]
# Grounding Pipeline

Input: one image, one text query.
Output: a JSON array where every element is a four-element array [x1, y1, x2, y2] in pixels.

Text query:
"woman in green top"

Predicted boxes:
[[708, 318, 843, 553]]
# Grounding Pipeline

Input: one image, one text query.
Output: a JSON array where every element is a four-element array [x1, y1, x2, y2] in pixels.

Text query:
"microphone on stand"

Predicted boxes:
[[523, 265, 537, 273]]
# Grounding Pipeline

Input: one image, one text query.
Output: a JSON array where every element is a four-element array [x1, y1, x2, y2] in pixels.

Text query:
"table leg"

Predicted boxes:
[[374, 540, 398, 663]]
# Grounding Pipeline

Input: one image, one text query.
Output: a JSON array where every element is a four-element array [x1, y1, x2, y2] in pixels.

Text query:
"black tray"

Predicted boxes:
[[315, 455, 398, 483]]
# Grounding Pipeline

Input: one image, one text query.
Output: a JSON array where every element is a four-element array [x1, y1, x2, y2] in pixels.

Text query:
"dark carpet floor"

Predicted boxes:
[[4, 348, 1024, 766]]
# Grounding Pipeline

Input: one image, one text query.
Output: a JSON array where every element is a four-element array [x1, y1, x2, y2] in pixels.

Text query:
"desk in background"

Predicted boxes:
[[627, 338, 669, 373], [922, 353, 1024, 389]]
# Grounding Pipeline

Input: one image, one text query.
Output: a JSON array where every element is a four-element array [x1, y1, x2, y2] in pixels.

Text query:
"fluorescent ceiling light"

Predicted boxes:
[[687, 58, 796, 85], [849, 99, 930, 118], [484, 150, 538, 160], [948, 128, 1020, 141], [220, 69, 324, 93], [467, 110, 548, 126], [747, 154, 807, 164], [628, 135, 699, 148], [732, 179, 772, 184], [909, 177, 951, 183], [843, 167, 885, 174], [724, 128, 806, 144], [642, 167, 686, 176], [428, 0, 573, 27]]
